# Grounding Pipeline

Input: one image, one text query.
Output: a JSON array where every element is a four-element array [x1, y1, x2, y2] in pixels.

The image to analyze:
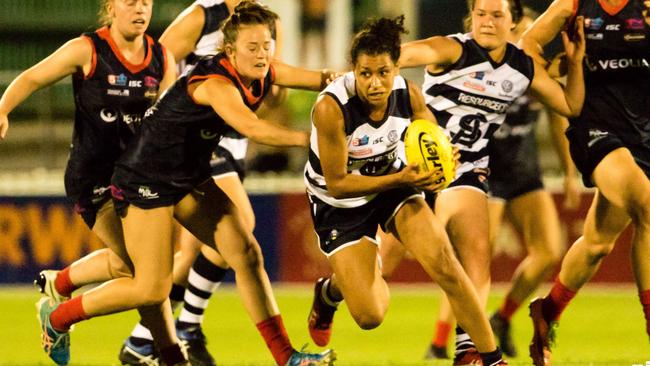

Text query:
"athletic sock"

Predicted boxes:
[[432, 320, 452, 348], [169, 283, 186, 312], [54, 267, 76, 298], [256, 315, 294, 366], [480, 347, 504, 366], [454, 326, 475, 356], [127, 283, 189, 342], [129, 322, 154, 342], [639, 289, 650, 338], [497, 295, 520, 322], [50, 296, 89, 332], [177, 253, 228, 325], [542, 278, 577, 321], [160, 343, 186, 365], [321, 278, 342, 305]]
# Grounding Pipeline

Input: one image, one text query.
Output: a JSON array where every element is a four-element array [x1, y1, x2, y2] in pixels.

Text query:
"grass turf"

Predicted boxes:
[[0, 284, 648, 365]]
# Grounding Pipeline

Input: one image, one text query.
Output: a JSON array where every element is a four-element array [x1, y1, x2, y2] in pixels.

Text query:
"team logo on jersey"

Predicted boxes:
[[587, 33, 604, 40], [200, 129, 219, 140], [469, 71, 485, 80], [624, 33, 646, 42], [108, 74, 128, 86], [100, 108, 118, 123], [388, 129, 398, 143], [463, 81, 486, 92], [138, 186, 159, 199], [144, 76, 159, 88], [585, 17, 604, 30], [107, 89, 130, 97], [144, 89, 158, 99], [625, 18, 645, 30], [352, 135, 369, 146], [501, 80, 513, 93]]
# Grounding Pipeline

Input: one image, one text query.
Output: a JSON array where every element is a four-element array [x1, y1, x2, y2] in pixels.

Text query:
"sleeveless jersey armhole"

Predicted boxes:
[[426, 36, 466, 77], [81, 35, 97, 80]]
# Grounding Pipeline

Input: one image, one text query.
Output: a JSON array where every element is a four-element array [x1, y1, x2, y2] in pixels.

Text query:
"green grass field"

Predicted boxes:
[[1, 284, 648, 365]]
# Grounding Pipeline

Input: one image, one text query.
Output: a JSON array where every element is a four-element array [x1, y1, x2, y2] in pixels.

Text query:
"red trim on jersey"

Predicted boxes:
[[599, 0, 629, 16], [218, 57, 266, 106], [96, 26, 154, 74], [81, 35, 97, 80], [186, 74, 233, 105]]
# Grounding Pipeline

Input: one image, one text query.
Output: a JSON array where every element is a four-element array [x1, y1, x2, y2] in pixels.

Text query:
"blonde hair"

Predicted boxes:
[[98, 0, 112, 26]]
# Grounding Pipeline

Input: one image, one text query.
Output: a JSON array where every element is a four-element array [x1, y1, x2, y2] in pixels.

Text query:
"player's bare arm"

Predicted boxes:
[[193, 77, 307, 147]]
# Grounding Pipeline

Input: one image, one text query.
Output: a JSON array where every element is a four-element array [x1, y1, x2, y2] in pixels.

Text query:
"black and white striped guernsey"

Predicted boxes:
[[422, 33, 534, 179], [304, 72, 412, 208]]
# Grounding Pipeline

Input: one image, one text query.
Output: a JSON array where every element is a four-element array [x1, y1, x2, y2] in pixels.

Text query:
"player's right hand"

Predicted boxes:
[[400, 163, 444, 191], [0, 114, 8, 140]]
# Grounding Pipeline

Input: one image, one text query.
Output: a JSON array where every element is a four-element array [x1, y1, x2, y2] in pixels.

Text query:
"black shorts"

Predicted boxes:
[[64, 162, 113, 228], [446, 169, 490, 193], [210, 146, 245, 181], [489, 176, 544, 201], [566, 124, 650, 187], [308, 187, 422, 256]]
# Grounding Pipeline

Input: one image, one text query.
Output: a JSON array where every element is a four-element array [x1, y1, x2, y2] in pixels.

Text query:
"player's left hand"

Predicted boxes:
[[563, 16, 586, 66]]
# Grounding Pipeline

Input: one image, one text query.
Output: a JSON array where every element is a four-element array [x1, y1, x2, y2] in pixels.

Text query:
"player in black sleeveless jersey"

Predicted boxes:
[[304, 15, 506, 366], [119, 2, 283, 364], [109, 3, 335, 366], [520, 0, 650, 364], [0, 1, 183, 365], [372, 1, 585, 363]]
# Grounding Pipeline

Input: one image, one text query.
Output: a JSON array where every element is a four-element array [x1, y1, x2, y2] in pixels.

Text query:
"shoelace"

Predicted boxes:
[[123, 346, 160, 366]]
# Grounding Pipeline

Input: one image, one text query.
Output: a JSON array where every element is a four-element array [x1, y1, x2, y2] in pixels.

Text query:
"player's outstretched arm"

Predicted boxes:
[[0, 37, 92, 140], [519, 0, 574, 65], [193, 77, 308, 147], [398, 36, 461, 69]]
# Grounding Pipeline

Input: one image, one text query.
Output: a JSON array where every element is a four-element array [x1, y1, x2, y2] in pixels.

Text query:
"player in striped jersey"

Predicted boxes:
[[393, 0, 586, 363], [304, 15, 507, 366], [520, 0, 650, 364]]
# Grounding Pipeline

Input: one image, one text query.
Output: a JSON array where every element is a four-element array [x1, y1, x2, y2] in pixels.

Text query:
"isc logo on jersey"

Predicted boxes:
[[404, 119, 455, 191]]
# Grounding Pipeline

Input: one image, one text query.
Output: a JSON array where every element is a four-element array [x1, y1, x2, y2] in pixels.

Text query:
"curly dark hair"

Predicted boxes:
[[349, 15, 409, 65], [220, 1, 279, 50], [463, 0, 524, 31]]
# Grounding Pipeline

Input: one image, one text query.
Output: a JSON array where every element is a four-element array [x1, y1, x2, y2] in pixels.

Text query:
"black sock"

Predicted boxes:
[[480, 347, 503, 366]]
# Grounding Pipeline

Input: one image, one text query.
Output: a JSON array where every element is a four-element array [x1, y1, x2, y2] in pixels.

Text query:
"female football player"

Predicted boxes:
[[304, 15, 507, 366], [520, 0, 650, 364]]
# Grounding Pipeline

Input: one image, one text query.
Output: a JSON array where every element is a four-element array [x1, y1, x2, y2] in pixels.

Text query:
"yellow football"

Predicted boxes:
[[403, 119, 456, 191]]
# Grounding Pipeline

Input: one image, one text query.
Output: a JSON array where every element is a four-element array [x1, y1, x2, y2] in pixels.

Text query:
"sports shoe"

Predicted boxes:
[[453, 347, 482, 366], [307, 278, 338, 347], [36, 297, 71, 366], [35, 270, 69, 302], [529, 298, 556, 366], [118, 336, 160, 366], [490, 312, 517, 357], [176, 322, 216, 366], [424, 344, 449, 359], [285, 347, 336, 366]]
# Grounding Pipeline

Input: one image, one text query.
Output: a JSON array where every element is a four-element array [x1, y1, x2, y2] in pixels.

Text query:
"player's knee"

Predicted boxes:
[[231, 236, 264, 271], [135, 278, 171, 306], [629, 195, 650, 227], [352, 309, 385, 330], [586, 241, 615, 264]]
